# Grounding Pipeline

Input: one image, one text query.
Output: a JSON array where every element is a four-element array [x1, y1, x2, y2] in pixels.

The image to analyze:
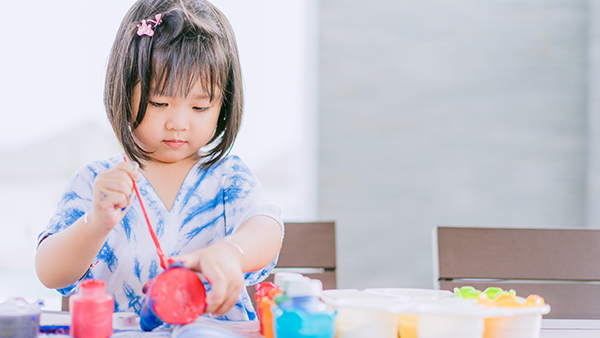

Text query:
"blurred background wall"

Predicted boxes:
[[319, 0, 591, 289], [1, 0, 596, 308]]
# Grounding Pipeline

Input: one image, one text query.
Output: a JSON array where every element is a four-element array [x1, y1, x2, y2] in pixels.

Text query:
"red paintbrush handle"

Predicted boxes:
[[124, 156, 167, 269]]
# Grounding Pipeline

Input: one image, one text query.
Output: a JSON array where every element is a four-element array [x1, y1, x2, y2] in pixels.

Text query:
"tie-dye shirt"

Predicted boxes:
[[37, 154, 283, 321]]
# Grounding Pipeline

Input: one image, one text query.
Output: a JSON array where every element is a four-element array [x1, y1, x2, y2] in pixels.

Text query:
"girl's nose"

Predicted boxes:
[[165, 110, 189, 131]]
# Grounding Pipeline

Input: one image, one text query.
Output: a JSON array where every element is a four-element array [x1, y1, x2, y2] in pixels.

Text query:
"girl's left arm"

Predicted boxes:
[[173, 215, 282, 315], [222, 215, 283, 272]]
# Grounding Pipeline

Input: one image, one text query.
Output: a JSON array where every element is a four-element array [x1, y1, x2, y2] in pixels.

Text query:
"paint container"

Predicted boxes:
[[409, 299, 490, 338], [272, 279, 336, 338], [454, 287, 551, 338], [140, 263, 206, 331], [484, 313, 544, 338], [332, 298, 404, 338], [364, 288, 454, 300], [322, 290, 410, 338], [363, 287, 453, 338], [323, 289, 495, 338], [273, 272, 304, 300], [273, 273, 305, 306], [0, 298, 42, 338], [479, 294, 550, 338], [70, 279, 114, 338], [258, 273, 305, 338], [257, 287, 281, 338], [255, 282, 279, 336]]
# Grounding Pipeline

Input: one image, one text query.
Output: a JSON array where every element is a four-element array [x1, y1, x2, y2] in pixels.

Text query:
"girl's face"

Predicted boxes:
[[131, 80, 222, 166]]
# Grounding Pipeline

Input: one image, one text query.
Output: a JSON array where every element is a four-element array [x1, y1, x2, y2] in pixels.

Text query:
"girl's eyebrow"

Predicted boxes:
[[192, 93, 210, 99], [150, 92, 211, 100], [190, 92, 212, 101]]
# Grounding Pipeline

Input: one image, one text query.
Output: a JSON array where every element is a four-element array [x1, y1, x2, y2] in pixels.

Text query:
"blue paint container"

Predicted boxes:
[[0, 298, 43, 338], [273, 279, 336, 338]]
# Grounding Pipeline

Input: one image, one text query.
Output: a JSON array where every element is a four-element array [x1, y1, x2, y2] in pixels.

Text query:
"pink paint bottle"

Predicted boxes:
[[70, 279, 114, 338]]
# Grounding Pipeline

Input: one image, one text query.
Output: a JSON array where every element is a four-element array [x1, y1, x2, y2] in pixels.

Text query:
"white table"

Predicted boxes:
[[41, 312, 600, 337], [541, 319, 600, 337]]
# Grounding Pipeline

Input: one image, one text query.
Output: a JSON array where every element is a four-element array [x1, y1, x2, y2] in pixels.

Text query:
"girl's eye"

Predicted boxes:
[[149, 101, 168, 107], [193, 106, 209, 112]]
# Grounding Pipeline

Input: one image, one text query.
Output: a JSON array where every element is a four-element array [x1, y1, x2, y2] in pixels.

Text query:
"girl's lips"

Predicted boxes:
[[163, 140, 186, 148]]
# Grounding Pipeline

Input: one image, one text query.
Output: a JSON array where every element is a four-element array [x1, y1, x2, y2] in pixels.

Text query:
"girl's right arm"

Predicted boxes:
[[35, 162, 139, 289]]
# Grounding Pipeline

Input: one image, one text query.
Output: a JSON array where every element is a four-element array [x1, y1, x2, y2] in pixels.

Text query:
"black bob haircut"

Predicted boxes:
[[104, 0, 243, 169]]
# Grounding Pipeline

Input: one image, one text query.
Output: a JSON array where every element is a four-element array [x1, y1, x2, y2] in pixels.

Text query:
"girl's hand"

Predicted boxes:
[[89, 162, 139, 234], [172, 240, 245, 315]]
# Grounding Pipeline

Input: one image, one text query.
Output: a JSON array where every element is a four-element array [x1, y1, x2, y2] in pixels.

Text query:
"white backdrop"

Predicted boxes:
[[0, 0, 317, 309]]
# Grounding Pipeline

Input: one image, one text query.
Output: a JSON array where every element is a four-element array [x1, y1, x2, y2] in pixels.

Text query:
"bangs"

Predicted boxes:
[[151, 35, 229, 102]]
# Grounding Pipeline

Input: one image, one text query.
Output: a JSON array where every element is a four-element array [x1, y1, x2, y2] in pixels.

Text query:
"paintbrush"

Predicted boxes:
[[123, 156, 168, 269]]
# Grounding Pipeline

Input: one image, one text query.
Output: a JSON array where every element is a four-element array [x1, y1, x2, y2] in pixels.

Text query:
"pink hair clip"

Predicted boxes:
[[137, 13, 163, 37]]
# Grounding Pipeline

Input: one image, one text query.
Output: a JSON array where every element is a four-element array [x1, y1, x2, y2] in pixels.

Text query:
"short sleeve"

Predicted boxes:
[[221, 156, 284, 285], [36, 163, 98, 295]]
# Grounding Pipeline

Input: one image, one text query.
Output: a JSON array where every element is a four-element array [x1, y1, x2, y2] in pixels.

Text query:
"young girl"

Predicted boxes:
[[35, 0, 283, 321]]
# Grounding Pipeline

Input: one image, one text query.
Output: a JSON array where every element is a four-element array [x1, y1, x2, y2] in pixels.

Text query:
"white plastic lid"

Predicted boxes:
[[286, 279, 323, 298], [364, 288, 454, 299], [414, 298, 511, 317], [274, 272, 304, 288], [333, 297, 413, 313], [322, 289, 411, 303], [0, 298, 43, 316]]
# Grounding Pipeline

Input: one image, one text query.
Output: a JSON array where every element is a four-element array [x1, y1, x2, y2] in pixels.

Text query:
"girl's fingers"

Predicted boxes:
[[171, 253, 198, 271], [114, 161, 140, 180], [130, 162, 140, 181], [97, 163, 138, 189], [204, 268, 227, 314], [212, 282, 242, 315], [203, 266, 244, 315], [87, 162, 140, 232], [169, 246, 244, 315], [99, 172, 134, 192], [94, 167, 137, 207], [95, 187, 130, 210]]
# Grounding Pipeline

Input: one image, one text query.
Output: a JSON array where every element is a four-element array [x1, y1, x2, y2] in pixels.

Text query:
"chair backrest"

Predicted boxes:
[[62, 221, 337, 312], [434, 226, 600, 319], [247, 221, 337, 307]]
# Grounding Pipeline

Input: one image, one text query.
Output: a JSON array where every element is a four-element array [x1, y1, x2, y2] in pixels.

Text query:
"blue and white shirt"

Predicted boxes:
[[38, 154, 283, 321]]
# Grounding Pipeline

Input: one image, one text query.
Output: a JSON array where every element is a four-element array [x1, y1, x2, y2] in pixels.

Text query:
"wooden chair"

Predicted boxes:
[[434, 226, 600, 319], [62, 221, 337, 312], [246, 221, 337, 308]]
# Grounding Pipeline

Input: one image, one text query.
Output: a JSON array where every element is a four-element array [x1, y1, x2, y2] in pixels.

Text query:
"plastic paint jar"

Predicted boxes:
[[334, 299, 399, 338], [321, 289, 410, 338], [139, 264, 206, 331], [259, 291, 279, 338], [412, 298, 494, 338], [454, 287, 551, 338], [479, 295, 550, 338], [363, 287, 454, 338], [273, 279, 336, 338], [484, 313, 544, 338], [255, 281, 279, 336], [70, 279, 114, 338], [273, 273, 305, 306], [0, 298, 42, 338]]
